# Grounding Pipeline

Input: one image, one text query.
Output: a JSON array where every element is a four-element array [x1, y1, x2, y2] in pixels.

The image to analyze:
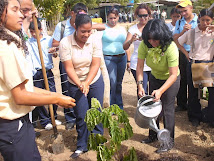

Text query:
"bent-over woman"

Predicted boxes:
[[137, 19, 180, 153]]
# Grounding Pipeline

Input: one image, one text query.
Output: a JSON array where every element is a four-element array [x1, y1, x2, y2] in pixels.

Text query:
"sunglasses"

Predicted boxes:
[[138, 14, 149, 18]]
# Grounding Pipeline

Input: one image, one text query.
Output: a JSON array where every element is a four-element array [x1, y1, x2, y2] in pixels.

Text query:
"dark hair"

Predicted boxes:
[[199, 9, 213, 19], [142, 19, 173, 51], [29, 19, 42, 30], [107, 7, 119, 17], [0, 0, 27, 51], [75, 14, 92, 29], [134, 3, 151, 17], [170, 8, 180, 15], [72, 3, 87, 13]]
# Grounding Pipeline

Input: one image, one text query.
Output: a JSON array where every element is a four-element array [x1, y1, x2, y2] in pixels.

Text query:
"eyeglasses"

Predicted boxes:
[[138, 14, 149, 18], [21, 8, 32, 14]]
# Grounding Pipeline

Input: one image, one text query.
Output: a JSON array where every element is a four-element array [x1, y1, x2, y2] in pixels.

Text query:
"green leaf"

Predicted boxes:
[[91, 98, 102, 109], [123, 147, 138, 161]]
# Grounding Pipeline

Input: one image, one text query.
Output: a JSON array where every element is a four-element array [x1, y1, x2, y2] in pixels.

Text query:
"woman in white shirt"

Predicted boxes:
[[123, 3, 151, 96]]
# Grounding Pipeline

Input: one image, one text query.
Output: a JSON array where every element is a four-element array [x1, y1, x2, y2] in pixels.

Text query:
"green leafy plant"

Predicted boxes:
[[85, 98, 134, 161], [123, 147, 138, 161]]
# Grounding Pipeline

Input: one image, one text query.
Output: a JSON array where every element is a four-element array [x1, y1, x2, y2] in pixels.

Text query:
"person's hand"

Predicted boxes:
[[57, 95, 76, 108], [126, 62, 131, 73], [131, 33, 140, 42], [206, 25, 214, 33], [185, 54, 190, 62], [79, 81, 90, 96], [151, 89, 162, 101], [183, 23, 192, 32], [48, 47, 59, 58], [138, 86, 145, 98]]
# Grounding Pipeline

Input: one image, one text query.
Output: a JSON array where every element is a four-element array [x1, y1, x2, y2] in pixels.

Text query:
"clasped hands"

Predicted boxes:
[[78, 81, 90, 96]]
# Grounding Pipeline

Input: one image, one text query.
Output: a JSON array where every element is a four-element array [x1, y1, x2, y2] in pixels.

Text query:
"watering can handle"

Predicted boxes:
[[141, 98, 154, 106]]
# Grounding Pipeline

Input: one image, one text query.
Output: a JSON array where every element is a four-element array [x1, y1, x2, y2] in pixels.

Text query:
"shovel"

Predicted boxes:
[[32, 3, 64, 154]]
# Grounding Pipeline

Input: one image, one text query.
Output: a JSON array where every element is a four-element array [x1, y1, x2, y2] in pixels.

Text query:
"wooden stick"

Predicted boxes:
[[32, 3, 58, 137]]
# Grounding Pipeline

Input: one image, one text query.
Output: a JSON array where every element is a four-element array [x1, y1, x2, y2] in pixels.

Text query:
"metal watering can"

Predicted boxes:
[[134, 95, 170, 143]]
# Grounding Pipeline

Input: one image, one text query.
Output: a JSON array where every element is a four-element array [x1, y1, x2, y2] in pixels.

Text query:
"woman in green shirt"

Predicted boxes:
[[136, 19, 180, 153]]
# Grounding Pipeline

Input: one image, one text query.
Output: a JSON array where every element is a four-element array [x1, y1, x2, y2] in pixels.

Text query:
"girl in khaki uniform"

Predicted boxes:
[[0, 0, 75, 160], [177, 9, 214, 127]]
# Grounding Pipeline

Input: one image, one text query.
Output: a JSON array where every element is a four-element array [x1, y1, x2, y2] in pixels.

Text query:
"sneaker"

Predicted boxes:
[[45, 123, 53, 130], [70, 150, 87, 159], [55, 119, 62, 125]]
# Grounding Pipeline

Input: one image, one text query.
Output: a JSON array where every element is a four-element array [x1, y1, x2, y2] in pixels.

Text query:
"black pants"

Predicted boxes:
[[59, 61, 76, 124], [148, 74, 180, 140], [176, 51, 188, 109], [187, 61, 214, 122], [33, 69, 57, 127], [0, 115, 41, 161]]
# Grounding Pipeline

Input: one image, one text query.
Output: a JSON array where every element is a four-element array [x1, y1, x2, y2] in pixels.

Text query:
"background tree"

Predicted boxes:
[[193, 0, 214, 14], [34, 0, 66, 30]]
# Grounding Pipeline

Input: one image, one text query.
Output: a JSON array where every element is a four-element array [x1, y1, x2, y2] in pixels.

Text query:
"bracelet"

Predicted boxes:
[[127, 60, 130, 63], [137, 80, 143, 85]]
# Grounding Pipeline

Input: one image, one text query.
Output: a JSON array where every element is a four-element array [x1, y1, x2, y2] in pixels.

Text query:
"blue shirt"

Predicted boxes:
[[173, 13, 198, 52], [27, 36, 53, 76], [102, 25, 126, 55], [52, 18, 75, 41]]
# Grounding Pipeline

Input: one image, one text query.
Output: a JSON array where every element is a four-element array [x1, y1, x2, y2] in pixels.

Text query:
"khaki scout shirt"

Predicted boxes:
[[0, 29, 34, 120], [59, 32, 102, 85], [178, 26, 214, 61]]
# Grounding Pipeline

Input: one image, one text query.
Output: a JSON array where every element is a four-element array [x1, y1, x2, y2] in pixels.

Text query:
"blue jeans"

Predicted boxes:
[[68, 75, 104, 151], [104, 54, 127, 109], [131, 69, 151, 96]]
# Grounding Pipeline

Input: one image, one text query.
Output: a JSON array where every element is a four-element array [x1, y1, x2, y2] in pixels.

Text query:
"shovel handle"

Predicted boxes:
[[32, 3, 57, 137]]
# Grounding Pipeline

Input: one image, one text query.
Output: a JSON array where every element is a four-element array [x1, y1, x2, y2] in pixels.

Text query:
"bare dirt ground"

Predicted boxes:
[[1, 21, 214, 161], [34, 53, 214, 161]]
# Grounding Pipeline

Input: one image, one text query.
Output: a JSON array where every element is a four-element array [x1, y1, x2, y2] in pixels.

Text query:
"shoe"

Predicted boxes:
[[156, 142, 174, 153], [175, 105, 187, 112], [45, 123, 53, 130], [70, 150, 86, 159], [65, 122, 75, 130], [191, 119, 200, 127], [35, 131, 41, 138], [141, 137, 157, 144], [55, 119, 62, 125]]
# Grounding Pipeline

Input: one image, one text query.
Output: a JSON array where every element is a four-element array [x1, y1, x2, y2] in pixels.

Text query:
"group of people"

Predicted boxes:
[[0, 0, 214, 160]]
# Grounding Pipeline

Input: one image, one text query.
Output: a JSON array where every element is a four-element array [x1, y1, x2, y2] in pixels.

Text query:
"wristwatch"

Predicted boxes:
[[137, 80, 143, 85]]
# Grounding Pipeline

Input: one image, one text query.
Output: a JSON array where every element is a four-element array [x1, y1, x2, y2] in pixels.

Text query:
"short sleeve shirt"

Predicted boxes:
[[138, 41, 180, 80], [178, 26, 214, 61], [102, 25, 126, 55], [52, 18, 75, 41], [128, 24, 151, 71], [173, 13, 198, 52], [27, 36, 53, 76], [59, 32, 102, 85], [0, 29, 34, 120]]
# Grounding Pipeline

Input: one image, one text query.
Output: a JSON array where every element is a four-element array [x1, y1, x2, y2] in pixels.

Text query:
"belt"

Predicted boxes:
[[36, 68, 51, 71], [104, 53, 125, 57], [190, 59, 213, 63]]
